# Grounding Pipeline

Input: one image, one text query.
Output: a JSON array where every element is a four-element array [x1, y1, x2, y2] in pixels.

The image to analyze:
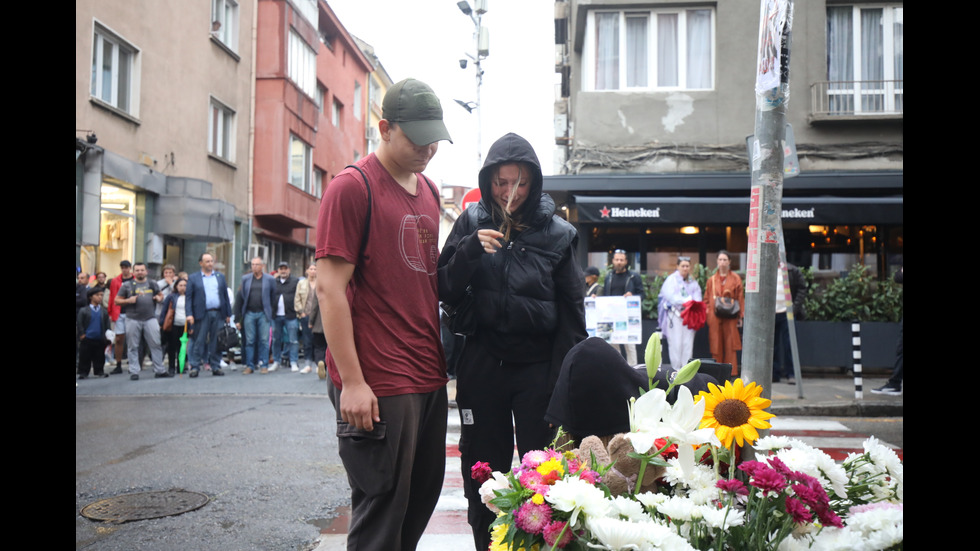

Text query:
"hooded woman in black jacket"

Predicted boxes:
[[438, 132, 587, 549]]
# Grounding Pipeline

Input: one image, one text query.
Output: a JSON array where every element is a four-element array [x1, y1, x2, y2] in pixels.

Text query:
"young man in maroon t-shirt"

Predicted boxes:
[[315, 78, 452, 551]]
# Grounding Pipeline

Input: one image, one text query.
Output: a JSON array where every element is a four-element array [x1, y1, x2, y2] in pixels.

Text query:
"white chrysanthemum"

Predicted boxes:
[[846, 504, 903, 535], [699, 504, 745, 529], [586, 517, 650, 550], [545, 476, 611, 525], [754, 435, 795, 451], [773, 443, 849, 499], [642, 521, 700, 551], [478, 471, 511, 514], [609, 495, 651, 522], [863, 437, 904, 501], [660, 459, 717, 503], [635, 491, 668, 511], [655, 495, 700, 522]]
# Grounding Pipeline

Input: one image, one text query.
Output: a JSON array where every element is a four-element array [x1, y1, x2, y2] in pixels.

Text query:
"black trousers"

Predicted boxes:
[[455, 337, 555, 551], [328, 383, 448, 551], [77, 338, 106, 377]]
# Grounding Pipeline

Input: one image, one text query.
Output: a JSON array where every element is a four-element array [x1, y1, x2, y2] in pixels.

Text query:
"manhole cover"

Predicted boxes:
[[80, 489, 210, 523]]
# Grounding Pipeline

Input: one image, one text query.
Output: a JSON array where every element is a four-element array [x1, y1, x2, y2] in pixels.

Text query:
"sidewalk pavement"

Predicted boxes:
[[767, 374, 903, 417]]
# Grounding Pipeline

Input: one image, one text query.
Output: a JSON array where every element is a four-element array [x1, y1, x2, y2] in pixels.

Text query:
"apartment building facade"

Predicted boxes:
[[550, 0, 903, 278], [76, 0, 254, 281], [251, 0, 372, 273]]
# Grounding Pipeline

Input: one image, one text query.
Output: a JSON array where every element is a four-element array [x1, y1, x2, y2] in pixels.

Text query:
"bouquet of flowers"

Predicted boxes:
[[475, 337, 903, 550]]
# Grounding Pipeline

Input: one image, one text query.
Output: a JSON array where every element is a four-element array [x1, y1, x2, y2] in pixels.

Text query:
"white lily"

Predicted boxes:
[[626, 386, 720, 479]]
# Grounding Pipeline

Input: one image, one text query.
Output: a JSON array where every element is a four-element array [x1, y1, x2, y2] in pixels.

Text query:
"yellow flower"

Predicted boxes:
[[536, 458, 564, 478], [531, 493, 545, 505], [698, 378, 775, 448], [489, 522, 509, 551]]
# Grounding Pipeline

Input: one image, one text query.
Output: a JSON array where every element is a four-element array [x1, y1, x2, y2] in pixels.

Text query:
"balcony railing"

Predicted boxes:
[[810, 80, 903, 121]]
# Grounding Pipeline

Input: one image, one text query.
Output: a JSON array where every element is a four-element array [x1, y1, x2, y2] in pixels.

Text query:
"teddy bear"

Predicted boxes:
[[573, 434, 665, 496]]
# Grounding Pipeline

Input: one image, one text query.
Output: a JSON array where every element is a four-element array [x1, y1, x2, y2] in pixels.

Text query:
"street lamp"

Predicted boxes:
[[457, 0, 488, 166]]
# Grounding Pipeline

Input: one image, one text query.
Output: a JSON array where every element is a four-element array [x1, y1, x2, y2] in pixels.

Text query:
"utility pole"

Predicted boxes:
[[455, 0, 489, 167], [742, 0, 794, 416]]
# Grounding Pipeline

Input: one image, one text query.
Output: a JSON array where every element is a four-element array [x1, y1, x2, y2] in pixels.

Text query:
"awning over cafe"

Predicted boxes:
[[572, 196, 903, 225]]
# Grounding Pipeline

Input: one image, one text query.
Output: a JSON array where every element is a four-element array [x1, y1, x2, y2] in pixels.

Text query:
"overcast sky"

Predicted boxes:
[[327, 0, 559, 189]]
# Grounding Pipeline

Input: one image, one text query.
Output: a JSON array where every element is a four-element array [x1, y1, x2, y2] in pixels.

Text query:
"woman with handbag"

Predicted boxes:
[[705, 251, 744, 376], [437, 133, 587, 551], [158, 278, 188, 376]]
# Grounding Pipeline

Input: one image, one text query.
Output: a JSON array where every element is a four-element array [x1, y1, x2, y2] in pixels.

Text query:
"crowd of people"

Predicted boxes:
[[75, 254, 328, 381]]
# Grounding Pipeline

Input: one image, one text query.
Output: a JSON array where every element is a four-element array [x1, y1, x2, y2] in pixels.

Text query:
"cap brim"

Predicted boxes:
[[400, 119, 453, 146]]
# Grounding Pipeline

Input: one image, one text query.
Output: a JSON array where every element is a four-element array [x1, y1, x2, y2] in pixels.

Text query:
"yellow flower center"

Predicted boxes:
[[714, 398, 751, 428]]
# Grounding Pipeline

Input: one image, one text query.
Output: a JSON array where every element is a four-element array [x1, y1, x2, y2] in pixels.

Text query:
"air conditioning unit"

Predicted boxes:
[[366, 126, 379, 141], [248, 244, 268, 265]]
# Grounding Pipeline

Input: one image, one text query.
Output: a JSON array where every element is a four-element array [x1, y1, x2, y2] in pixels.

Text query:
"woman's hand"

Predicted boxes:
[[477, 229, 505, 254]]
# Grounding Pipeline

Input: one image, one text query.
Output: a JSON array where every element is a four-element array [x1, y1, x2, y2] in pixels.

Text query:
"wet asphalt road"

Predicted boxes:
[[76, 366, 347, 551]]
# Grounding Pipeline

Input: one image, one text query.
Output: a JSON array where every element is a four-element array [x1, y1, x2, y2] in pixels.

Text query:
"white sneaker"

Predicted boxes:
[[299, 365, 312, 374], [268, 362, 279, 372], [220, 359, 229, 368], [291, 362, 300, 372]]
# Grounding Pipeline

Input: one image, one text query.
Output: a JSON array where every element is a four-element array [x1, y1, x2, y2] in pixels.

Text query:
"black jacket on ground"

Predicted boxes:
[[438, 133, 586, 383]]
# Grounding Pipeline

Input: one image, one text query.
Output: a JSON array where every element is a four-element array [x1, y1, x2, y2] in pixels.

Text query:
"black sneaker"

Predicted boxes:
[[111, 366, 123, 375], [871, 383, 902, 395], [155, 372, 174, 379], [212, 369, 224, 377], [130, 374, 140, 381]]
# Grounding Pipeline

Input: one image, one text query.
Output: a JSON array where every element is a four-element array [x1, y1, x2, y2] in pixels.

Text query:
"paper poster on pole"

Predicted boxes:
[[585, 296, 643, 345]]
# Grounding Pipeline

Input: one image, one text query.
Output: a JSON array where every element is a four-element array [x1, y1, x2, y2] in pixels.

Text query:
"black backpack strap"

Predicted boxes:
[[344, 167, 440, 264], [420, 174, 441, 206], [344, 164, 372, 263]]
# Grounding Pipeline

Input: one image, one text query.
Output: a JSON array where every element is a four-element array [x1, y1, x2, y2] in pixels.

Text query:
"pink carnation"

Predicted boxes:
[[515, 501, 552, 535], [716, 478, 748, 496], [784, 496, 813, 524], [747, 467, 787, 497], [543, 520, 574, 548], [470, 461, 492, 484]]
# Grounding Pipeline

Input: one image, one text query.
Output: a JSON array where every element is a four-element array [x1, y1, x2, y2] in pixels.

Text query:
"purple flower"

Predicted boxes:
[[515, 501, 552, 535]]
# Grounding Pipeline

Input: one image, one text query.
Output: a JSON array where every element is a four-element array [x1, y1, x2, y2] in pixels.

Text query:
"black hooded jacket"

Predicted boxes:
[[438, 133, 586, 376]]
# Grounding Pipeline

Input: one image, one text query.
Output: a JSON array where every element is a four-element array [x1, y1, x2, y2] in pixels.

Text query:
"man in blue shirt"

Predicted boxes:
[[185, 252, 232, 377]]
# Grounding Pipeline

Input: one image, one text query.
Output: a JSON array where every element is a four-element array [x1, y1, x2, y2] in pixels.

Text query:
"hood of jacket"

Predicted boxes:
[[477, 133, 544, 222]]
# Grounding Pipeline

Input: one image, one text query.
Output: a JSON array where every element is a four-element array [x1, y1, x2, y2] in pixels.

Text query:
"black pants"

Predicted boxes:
[[455, 337, 555, 551], [77, 338, 106, 377], [328, 383, 447, 551]]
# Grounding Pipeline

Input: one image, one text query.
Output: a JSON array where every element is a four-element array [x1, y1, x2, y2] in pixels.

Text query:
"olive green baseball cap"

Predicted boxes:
[[382, 78, 453, 145]]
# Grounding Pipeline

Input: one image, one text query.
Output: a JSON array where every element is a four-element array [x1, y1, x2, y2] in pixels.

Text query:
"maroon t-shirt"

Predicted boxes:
[[315, 154, 447, 397]]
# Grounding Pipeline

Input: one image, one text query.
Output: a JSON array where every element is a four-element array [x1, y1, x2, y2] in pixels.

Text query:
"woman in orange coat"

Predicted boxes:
[[705, 250, 744, 376]]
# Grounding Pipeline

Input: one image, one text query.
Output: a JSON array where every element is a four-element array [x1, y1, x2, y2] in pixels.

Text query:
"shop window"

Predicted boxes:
[[93, 185, 137, 277]]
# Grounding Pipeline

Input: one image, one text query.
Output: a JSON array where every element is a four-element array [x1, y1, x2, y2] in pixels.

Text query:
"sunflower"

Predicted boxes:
[[698, 379, 775, 448]]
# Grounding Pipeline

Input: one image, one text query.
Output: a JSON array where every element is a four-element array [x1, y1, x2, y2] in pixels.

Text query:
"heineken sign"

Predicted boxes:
[[575, 196, 902, 225]]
